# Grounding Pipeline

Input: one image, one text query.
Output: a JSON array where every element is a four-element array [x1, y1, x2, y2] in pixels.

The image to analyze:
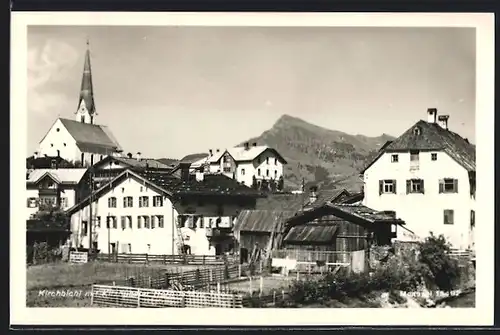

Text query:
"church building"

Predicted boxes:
[[35, 41, 123, 167]]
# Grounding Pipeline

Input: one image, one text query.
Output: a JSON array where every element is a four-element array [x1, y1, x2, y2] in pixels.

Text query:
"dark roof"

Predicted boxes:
[[284, 224, 339, 244], [26, 155, 73, 169], [286, 203, 405, 227], [94, 156, 173, 170], [136, 171, 265, 197], [305, 188, 352, 210], [255, 193, 307, 212], [234, 209, 296, 233], [59, 118, 122, 154], [362, 120, 476, 173], [66, 169, 264, 216], [180, 153, 209, 163]]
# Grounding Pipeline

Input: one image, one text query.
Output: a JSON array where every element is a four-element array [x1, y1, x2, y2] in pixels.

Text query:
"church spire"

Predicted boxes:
[[76, 38, 96, 124]]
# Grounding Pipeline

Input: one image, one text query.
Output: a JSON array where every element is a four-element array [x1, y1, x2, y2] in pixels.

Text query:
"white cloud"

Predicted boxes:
[[28, 39, 79, 115]]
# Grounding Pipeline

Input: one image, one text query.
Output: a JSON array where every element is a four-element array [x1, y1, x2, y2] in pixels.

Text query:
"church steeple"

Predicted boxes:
[[76, 39, 96, 124]]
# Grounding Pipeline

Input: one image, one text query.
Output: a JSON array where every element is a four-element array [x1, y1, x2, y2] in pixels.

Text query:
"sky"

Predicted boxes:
[[27, 26, 476, 159]]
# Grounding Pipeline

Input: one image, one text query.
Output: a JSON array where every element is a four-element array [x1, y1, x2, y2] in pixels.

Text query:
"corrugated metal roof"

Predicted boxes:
[[330, 203, 400, 223], [235, 209, 296, 233], [60, 118, 121, 152], [27, 168, 88, 184], [284, 224, 338, 243]]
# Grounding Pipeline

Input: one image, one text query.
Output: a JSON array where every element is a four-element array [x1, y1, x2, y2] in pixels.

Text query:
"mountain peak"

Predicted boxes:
[[273, 114, 308, 127]]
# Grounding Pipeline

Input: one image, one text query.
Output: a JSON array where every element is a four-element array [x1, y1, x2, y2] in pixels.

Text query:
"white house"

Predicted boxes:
[[361, 108, 476, 250], [190, 142, 287, 188], [65, 166, 264, 255], [35, 41, 122, 167], [26, 168, 88, 220]]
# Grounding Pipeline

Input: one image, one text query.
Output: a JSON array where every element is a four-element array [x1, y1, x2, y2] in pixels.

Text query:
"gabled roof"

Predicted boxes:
[[361, 120, 476, 173], [227, 146, 288, 164], [93, 156, 173, 170], [180, 153, 209, 163], [58, 118, 122, 154], [26, 155, 73, 169], [26, 168, 88, 185], [285, 203, 405, 227], [284, 224, 339, 244]]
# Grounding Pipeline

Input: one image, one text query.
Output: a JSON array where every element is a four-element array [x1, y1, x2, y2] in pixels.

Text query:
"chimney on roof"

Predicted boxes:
[[427, 108, 437, 123], [309, 185, 318, 204], [127, 152, 133, 159], [244, 142, 250, 150], [437, 115, 449, 130], [252, 142, 257, 147], [136, 152, 142, 161], [195, 170, 204, 182], [180, 162, 191, 182], [33, 151, 38, 159], [209, 149, 213, 156]]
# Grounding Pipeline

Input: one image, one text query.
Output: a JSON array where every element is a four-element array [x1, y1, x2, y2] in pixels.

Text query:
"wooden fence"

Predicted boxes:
[[96, 253, 238, 266], [91, 284, 244, 308], [271, 249, 354, 273]]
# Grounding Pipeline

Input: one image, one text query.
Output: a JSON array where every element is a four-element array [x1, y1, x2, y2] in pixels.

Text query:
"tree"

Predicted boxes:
[[277, 176, 284, 192], [251, 176, 258, 190], [418, 233, 461, 292]]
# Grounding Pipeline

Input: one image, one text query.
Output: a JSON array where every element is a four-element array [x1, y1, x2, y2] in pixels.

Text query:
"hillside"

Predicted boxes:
[[240, 114, 395, 192]]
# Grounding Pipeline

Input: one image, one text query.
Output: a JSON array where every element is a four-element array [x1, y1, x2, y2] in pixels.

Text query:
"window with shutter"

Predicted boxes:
[[144, 216, 150, 229], [380, 180, 396, 194], [158, 216, 164, 228], [407, 179, 424, 194], [128, 216, 132, 229], [151, 216, 156, 229], [441, 178, 458, 193], [470, 210, 475, 228], [121, 216, 126, 229], [137, 216, 142, 229]]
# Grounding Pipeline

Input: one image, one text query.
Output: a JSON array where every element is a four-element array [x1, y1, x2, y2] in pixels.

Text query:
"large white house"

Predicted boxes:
[[190, 142, 287, 188], [362, 108, 476, 250], [35, 41, 122, 167], [65, 166, 264, 255]]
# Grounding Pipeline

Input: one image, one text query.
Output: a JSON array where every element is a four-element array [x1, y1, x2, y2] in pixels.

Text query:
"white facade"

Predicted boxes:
[[38, 119, 81, 163], [71, 174, 242, 255], [363, 150, 475, 250], [233, 150, 285, 187]]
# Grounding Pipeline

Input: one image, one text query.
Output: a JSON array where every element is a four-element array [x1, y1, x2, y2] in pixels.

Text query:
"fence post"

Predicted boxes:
[[217, 282, 221, 293], [259, 276, 263, 297], [145, 253, 149, 265], [137, 288, 141, 307], [148, 276, 152, 288], [181, 292, 186, 308], [203, 255, 206, 265], [209, 268, 213, 283], [90, 285, 95, 306], [238, 264, 242, 278], [163, 254, 166, 265]]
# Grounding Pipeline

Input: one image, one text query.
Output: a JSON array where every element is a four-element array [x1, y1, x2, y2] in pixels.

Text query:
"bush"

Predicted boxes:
[[30, 242, 62, 265]]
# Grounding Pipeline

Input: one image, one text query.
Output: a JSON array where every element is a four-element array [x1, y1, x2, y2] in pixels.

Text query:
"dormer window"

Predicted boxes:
[[413, 127, 421, 135], [81, 116, 85, 123]]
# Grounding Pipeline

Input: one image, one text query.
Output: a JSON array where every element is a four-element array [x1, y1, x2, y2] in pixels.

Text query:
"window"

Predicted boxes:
[[64, 143, 67, 147], [26, 197, 38, 208], [50, 143, 54, 147], [108, 197, 117, 208], [391, 154, 399, 163], [257, 169, 261, 176], [81, 116, 85, 123], [121, 216, 127, 229], [140, 187, 143, 192], [274, 170, 278, 178], [137, 216, 142, 229], [470, 210, 475, 228], [266, 169, 269, 177], [199, 218, 204, 229], [223, 167, 231, 173], [406, 179, 425, 194], [151, 216, 156, 229], [431, 153, 438, 161], [82, 221, 88, 236], [144, 215, 150, 229], [95, 216, 101, 228], [158, 215, 164, 228], [139, 196, 149, 207], [56, 128, 60, 132], [266, 157, 269, 164], [81, 153, 84, 164], [60, 197, 68, 208], [121, 187, 125, 193], [410, 150, 419, 162], [90, 154, 94, 166], [153, 196, 163, 207], [379, 180, 397, 194], [241, 169, 245, 176], [123, 196, 133, 208], [413, 126, 421, 135], [128, 244, 132, 254], [439, 178, 458, 193], [127, 216, 132, 229], [444, 210, 454, 225], [106, 216, 117, 229], [275, 158, 278, 165]]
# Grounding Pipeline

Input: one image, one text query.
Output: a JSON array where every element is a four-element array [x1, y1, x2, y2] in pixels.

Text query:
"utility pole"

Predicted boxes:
[[88, 167, 94, 257]]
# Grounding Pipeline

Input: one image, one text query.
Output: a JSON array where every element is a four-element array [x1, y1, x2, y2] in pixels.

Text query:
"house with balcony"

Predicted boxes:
[[65, 164, 264, 255], [189, 142, 287, 190], [361, 108, 476, 250], [26, 168, 88, 220]]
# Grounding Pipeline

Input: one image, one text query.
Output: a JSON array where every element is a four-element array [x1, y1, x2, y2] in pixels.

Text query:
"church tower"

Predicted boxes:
[[75, 40, 96, 124]]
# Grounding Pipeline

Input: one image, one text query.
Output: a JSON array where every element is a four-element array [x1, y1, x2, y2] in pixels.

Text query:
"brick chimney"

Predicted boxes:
[[437, 115, 450, 130], [33, 151, 38, 159], [127, 152, 133, 159], [427, 108, 437, 123], [136, 152, 142, 161], [252, 142, 257, 147], [209, 149, 213, 156], [244, 142, 250, 150]]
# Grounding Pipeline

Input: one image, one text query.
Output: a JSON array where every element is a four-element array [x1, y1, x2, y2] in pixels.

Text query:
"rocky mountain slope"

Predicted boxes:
[[240, 114, 395, 191]]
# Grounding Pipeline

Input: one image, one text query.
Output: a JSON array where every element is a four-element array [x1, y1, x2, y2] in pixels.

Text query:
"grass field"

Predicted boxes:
[[26, 261, 202, 307]]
